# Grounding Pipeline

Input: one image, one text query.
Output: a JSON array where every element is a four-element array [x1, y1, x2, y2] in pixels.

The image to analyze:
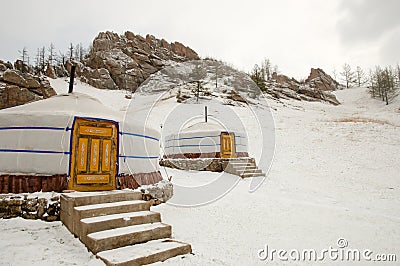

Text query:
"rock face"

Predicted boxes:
[[0, 67, 56, 109], [81, 31, 199, 91], [266, 69, 340, 105], [305, 68, 339, 91]]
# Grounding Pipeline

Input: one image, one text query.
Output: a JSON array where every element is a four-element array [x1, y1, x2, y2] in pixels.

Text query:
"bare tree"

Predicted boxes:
[[74, 44, 80, 61], [48, 43, 55, 66], [18, 47, 29, 72], [34, 48, 41, 75], [369, 65, 398, 105], [355, 66, 367, 87], [332, 68, 338, 82], [249, 64, 266, 91], [340, 63, 355, 88], [58, 50, 67, 65], [39, 46, 46, 74], [261, 58, 273, 80]]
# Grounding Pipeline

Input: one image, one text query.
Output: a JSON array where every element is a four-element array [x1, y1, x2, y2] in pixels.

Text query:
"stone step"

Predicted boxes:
[[231, 166, 258, 172], [85, 222, 172, 254], [97, 239, 192, 266], [230, 161, 254, 165], [74, 200, 150, 220], [241, 172, 266, 178], [236, 169, 263, 174], [61, 191, 142, 207], [78, 211, 161, 237]]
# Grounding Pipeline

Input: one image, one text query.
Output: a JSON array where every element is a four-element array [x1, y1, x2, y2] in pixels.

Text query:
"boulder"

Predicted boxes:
[[2, 69, 27, 87], [81, 67, 118, 90], [0, 60, 13, 70], [0, 85, 40, 109], [22, 73, 40, 89], [14, 60, 33, 74], [0, 63, 7, 72], [65, 60, 84, 76], [45, 64, 56, 79], [305, 68, 338, 91]]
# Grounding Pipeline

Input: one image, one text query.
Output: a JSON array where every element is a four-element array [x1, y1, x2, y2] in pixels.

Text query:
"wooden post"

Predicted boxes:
[[205, 106, 208, 122], [68, 65, 76, 93]]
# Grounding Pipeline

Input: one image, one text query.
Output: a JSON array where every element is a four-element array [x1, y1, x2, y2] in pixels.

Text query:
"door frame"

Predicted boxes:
[[220, 131, 236, 158], [68, 116, 119, 191]]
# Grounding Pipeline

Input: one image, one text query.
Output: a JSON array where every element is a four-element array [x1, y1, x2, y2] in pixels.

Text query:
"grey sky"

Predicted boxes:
[[0, 0, 399, 79]]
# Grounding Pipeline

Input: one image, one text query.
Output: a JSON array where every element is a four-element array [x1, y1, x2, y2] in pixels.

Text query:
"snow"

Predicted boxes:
[[97, 239, 188, 264], [74, 200, 145, 211], [0, 218, 104, 266], [81, 211, 155, 224], [1, 80, 400, 265], [87, 222, 167, 240]]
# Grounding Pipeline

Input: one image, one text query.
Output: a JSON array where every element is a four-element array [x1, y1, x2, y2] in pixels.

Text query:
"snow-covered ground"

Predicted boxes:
[[1, 79, 399, 265]]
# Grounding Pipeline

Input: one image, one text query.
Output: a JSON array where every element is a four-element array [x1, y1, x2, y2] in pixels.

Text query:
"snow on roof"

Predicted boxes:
[[181, 121, 227, 133], [0, 93, 122, 121]]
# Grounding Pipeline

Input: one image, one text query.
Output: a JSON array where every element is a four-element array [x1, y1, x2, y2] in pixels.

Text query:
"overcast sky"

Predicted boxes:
[[1, 0, 399, 79]]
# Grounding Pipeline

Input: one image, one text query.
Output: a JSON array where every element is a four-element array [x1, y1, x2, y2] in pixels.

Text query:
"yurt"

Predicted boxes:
[[163, 121, 249, 159], [0, 93, 161, 193]]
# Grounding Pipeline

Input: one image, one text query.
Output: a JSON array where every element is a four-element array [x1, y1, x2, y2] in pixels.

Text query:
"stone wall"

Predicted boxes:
[[160, 158, 228, 172], [0, 194, 60, 221]]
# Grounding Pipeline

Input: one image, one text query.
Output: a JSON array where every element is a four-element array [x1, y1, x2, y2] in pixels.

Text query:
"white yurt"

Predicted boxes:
[[163, 121, 249, 159], [0, 93, 161, 193]]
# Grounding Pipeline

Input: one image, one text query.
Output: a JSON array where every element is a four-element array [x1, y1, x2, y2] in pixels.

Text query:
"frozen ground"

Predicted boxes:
[[1, 80, 399, 265]]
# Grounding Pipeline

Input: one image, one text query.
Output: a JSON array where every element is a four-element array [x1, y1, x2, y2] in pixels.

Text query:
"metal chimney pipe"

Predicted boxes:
[[68, 65, 76, 93]]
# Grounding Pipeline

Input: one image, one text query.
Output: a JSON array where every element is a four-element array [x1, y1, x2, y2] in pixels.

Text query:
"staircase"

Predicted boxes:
[[60, 190, 191, 265], [223, 158, 266, 178]]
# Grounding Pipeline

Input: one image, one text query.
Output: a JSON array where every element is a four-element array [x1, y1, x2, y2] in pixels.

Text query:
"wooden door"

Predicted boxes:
[[69, 118, 118, 191], [220, 132, 236, 158]]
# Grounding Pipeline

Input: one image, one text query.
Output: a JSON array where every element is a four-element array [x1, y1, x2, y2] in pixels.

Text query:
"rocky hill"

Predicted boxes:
[[0, 60, 56, 109], [78, 31, 199, 91], [266, 68, 341, 105], [1, 30, 341, 108]]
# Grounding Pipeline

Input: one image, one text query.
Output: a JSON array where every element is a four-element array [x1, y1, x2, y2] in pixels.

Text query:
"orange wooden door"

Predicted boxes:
[[69, 118, 118, 191], [220, 132, 236, 158]]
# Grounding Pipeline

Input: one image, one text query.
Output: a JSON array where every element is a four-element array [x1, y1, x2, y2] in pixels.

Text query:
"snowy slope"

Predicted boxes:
[[152, 87, 400, 265], [1, 79, 399, 265]]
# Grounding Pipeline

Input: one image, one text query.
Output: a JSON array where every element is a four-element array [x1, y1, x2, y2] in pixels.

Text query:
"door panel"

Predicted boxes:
[[220, 132, 236, 158], [77, 138, 88, 171], [89, 138, 100, 172], [102, 140, 111, 172], [69, 118, 118, 191]]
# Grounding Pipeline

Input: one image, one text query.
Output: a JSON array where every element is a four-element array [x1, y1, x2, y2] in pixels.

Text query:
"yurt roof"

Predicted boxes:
[[181, 121, 226, 133], [0, 93, 122, 121]]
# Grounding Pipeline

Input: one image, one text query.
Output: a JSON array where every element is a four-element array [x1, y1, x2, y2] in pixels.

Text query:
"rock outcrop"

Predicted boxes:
[[266, 69, 340, 105], [80, 31, 199, 91], [305, 68, 339, 91], [0, 66, 56, 109]]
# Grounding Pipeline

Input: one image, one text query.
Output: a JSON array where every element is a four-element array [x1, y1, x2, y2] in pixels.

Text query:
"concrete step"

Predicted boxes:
[[237, 169, 263, 174], [61, 191, 142, 207], [79, 211, 161, 237], [241, 172, 266, 178], [74, 200, 150, 220], [85, 222, 172, 253], [232, 166, 258, 172], [228, 162, 255, 167], [97, 239, 192, 266]]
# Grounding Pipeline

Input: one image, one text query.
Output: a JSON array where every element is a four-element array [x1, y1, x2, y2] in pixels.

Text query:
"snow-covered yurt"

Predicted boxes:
[[163, 121, 249, 159], [0, 93, 161, 193]]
